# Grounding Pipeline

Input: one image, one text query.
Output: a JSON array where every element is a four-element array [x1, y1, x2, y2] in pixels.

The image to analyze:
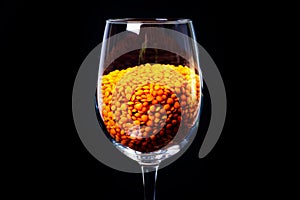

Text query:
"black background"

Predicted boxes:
[[2, 0, 278, 199]]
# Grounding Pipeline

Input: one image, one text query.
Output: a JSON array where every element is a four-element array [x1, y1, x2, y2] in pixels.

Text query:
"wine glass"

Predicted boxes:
[[96, 18, 202, 200]]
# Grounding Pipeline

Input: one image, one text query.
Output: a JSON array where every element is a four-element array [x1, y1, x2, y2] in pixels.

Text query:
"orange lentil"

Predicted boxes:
[[141, 115, 148, 122], [174, 102, 180, 109]]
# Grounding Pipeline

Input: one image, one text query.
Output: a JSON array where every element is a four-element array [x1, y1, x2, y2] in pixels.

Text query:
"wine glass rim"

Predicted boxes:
[[107, 18, 192, 24]]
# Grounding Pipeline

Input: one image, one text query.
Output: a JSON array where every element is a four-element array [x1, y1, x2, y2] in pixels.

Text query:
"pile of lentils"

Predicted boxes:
[[99, 63, 201, 152]]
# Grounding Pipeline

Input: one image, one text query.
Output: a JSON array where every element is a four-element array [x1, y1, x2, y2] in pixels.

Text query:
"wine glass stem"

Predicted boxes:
[[141, 164, 159, 200]]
